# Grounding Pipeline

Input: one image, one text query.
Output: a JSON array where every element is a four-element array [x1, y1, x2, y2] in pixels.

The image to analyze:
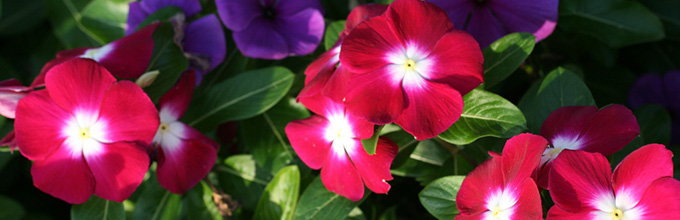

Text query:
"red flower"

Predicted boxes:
[[548, 144, 680, 219], [534, 105, 639, 189], [152, 71, 219, 194], [14, 59, 159, 204], [456, 133, 547, 220], [338, 0, 483, 140], [286, 94, 398, 201]]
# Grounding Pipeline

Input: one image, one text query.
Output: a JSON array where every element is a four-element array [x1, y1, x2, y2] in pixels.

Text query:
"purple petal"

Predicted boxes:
[[465, 7, 506, 48], [274, 8, 324, 56], [140, 0, 202, 18], [488, 0, 558, 42], [183, 14, 227, 76], [628, 74, 666, 108], [232, 18, 289, 59], [216, 0, 263, 32], [425, 0, 474, 30], [126, 1, 151, 35], [663, 70, 680, 111], [275, 0, 323, 17]]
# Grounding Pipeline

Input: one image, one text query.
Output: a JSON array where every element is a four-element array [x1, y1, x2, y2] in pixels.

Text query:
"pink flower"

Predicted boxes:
[[14, 58, 159, 204], [0, 79, 33, 119], [285, 94, 398, 201], [338, 0, 484, 140], [456, 133, 547, 220], [152, 71, 219, 194], [548, 144, 680, 219], [534, 105, 639, 189]]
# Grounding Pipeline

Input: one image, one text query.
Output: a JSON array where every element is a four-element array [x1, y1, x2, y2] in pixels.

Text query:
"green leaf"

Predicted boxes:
[[293, 177, 366, 220], [346, 207, 366, 220], [0, 0, 44, 36], [216, 155, 272, 210], [361, 125, 384, 155], [71, 196, 125, 220], [136, 6, 183, 32], [324, 20, 345, 51], [518, 67, 596, 133], [0, 196, 24, 220], [186, 181, 224, 220], [410, 139, 451, 166], [439, 88, 527, 145], [254, 165, 300, 220], [418, 176, 465, 220], [78, 0, 131, 43], [633, 104, 672, 145], [184, 67, 295, 131], [131, 174, 182, 220], [483, 33, 535, 89], [143, 22, 190, 102], [46, 0, 100, 48], [559, 0, 664, 48], [639, 0, 680, 40]]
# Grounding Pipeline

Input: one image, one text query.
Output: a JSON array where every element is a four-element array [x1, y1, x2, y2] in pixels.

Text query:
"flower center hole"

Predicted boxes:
[[611, 209, 623, 220], [404, 59, 416, 71], [79, 128, 90, 139], [263, 7, 276, 19], [160, 123, 168, 131], [491, 206, 502, 217]]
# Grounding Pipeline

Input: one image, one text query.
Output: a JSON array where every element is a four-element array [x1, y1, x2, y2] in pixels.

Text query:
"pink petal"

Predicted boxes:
[[30, 140, 95, 204], [98, 23, 158, 79], [345, 4, 388, 31], [347, 137, 397, 194], [56, 48, 89, 58], [303, 45, 340, 83], [508, 178, 543, 220], [322, 64, 351, 104], [533, 159, 553, 189], [344, 66, 405, 124], [159, 72, 195, 120], [395, 80, 462, 140], [0, 90, 28, 119], [31, 57, 73, 88], [577, 104, 639, 155], [0, 130, 17, 151], [298, 93, 374, 139], [457, 157, 504, 216], [285, 115, 332, 169], [540, 106, 598, 149], [384, 0, 453, 51], [340, 15, 402, 74], [44, 58, 116, 113], [612, 144, 673, 204], [635, 177, 680, 219], [84, 142, 150, 202], [298, 57, 335, 100], [549, 150, 613, 212], [546, 205, 594, 220], [14, 90, 69, 161], [321, 140, 364, 201], [455, 212, 485, 220], [97, 81, 159, 144], [501, 133, 548, 187], [157, 131, 217, 194], [427, 31, 484, 95]]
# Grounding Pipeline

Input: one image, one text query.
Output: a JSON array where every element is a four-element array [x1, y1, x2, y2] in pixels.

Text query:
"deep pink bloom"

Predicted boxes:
[[534, 105, 639, 189], [152, 71, 219, 194], [548, 144, 680, 219], [14, 58, 159, 204], [456, 133, 547, 220], [286, 94, 398, 201], [338, 0, 484, 140], [0, 79, 32, 119]]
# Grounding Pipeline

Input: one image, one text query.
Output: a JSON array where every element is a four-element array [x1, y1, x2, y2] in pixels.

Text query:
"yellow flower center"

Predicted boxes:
[[491, 206, 502, 218], [611, 208, 623, 220], [79, 128, 90, 139], [160, 123, 169, 132], [404, 59, 416, 72]]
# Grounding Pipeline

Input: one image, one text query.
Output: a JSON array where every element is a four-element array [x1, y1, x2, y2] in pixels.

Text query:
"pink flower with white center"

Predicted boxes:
[[533, 105, 639, 189], [338, 0, 483, 140], [456, 133, 547, 220], [286, 94, 398, 201], [548, 144, 680, 219], [14, 58, 159, 204], [152, 71, 219, 194]]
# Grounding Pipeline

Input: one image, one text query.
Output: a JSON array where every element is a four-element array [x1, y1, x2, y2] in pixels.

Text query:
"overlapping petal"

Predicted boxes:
[[549, 150, 614, 212], [346, 137, 397, 194], [426, 31, 484, 95], [84, 142, 150, 202], [30, 140, 95, 204], [97, 81, 159, 144], [274, 8, 324, 58], [183, 15, 226, 76], [635, 177, 680, 219], [385, 0, 453, 50], [156, 127, 218, 194], [232, 18, 289, 59], [321, 139, 364, 202], [285, 115, 332, 169], [343, 66, 405, 124], [15, 91, 71, 161], [44, 59, 116, 113], [612, 144, 673, 204], [395, 80, 463, 140]]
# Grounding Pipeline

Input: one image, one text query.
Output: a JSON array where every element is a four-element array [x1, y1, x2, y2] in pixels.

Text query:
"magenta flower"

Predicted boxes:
[[286, 94, 398, 201], [338, 0, 484, 140], [127, 0, 226, 80], [152, 71, 219, 194], [14, 58, 159, 204], [0, 79, 32, 119], [456, 133, 547, 220], [426, 0, 558, 48], [548, 144, 680, 219], [533, 105, 640, 189], [216, 0, 324, 60], [629, 71, 680, 144]]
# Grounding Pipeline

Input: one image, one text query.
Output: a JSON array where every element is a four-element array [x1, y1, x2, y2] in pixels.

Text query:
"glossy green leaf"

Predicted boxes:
[[483, 33, 535, 89], [186, 181, 224, 220], [184, 67, 294, 131], [72, 196, 124, 220], [131, 174, 182, 220], [293, 177, 366, 220], [633, 104, 672, 145], [559, 0, 664, 48], [346, 207, 366, 220], [439, 88, 527, 145], [361, 125, 384, 155], [0, 196, 24, 220], [409, 139, 451, 166], [639, 0, 680, 40], [78, 0, 131, 43], [46, 0, 100, 48], [324, 20, 345, 51], [518, 67, 596, 133], [216, 155, 272, 210], [254, 165, 300, 220], [143, 22, 190, 102], [419, 176, 465, 220]]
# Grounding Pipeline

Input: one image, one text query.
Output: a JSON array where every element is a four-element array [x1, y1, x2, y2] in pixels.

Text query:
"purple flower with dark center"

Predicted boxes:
[[127, 0, 226, 83], [216, 0, 325, 60], [426, 0, 558, 48], [629, 71, 680, 145]]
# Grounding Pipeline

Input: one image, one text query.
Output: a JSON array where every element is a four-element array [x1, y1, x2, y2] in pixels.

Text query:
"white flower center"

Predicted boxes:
[[80, 43, 114, 62], [484, 188, 517, 220], [385, 42, 433, 89], [590, 190, 645, 220]]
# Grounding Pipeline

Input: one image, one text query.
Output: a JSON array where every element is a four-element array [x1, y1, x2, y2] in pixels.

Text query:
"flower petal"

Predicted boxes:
[[457, 157, 504, 216], [140, 0, 201, 18], [347, 137, 397, 194], [501, 133, 548, 187], [395, 80, 463, 140], [285, 115, 332, 169], [275, 0, 323, 17], [321, 140, 364, 201], [97, 23, 158, 79], [344, 66, 405, 124], [628, 74, 666, 108], [216, 0, 262, 32], [84, 142, 150, 202], [97, 81, 159, 144], [322, 64, 352, 103], [425, 0, 473, 30], [546, 205, 595, 220], [31, 139, 94, 204], [156, 127, 217, 194], [125, 1, 149, 35], [384, 0, 453, 51], [464, 7, 506, 48], [426, 31, 484, 95], [488, 0, 558, 42], [159, 72, 195, 121], [340, 15, 402, 74], [577, 104, 639, 155], [345, 4, 388, 31], [612, 144, 673, 204], [183, 14, 227, 75], [549, 150, 613, 212], [15, 90, 69, 161], [274, 8, 324, 56], [540, 106, 598, 149], [232, 18, 289, 59], [508, 178, 543, 220], [635, 177, 680, 219], [45, 58, 116, 113]]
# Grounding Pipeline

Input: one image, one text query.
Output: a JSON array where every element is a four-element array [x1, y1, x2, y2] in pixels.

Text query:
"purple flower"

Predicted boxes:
[[426, 0, 558, 48], [629, 71, 680, 145], [126, 0, 226, 83], [216, 0, 325, 60]]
